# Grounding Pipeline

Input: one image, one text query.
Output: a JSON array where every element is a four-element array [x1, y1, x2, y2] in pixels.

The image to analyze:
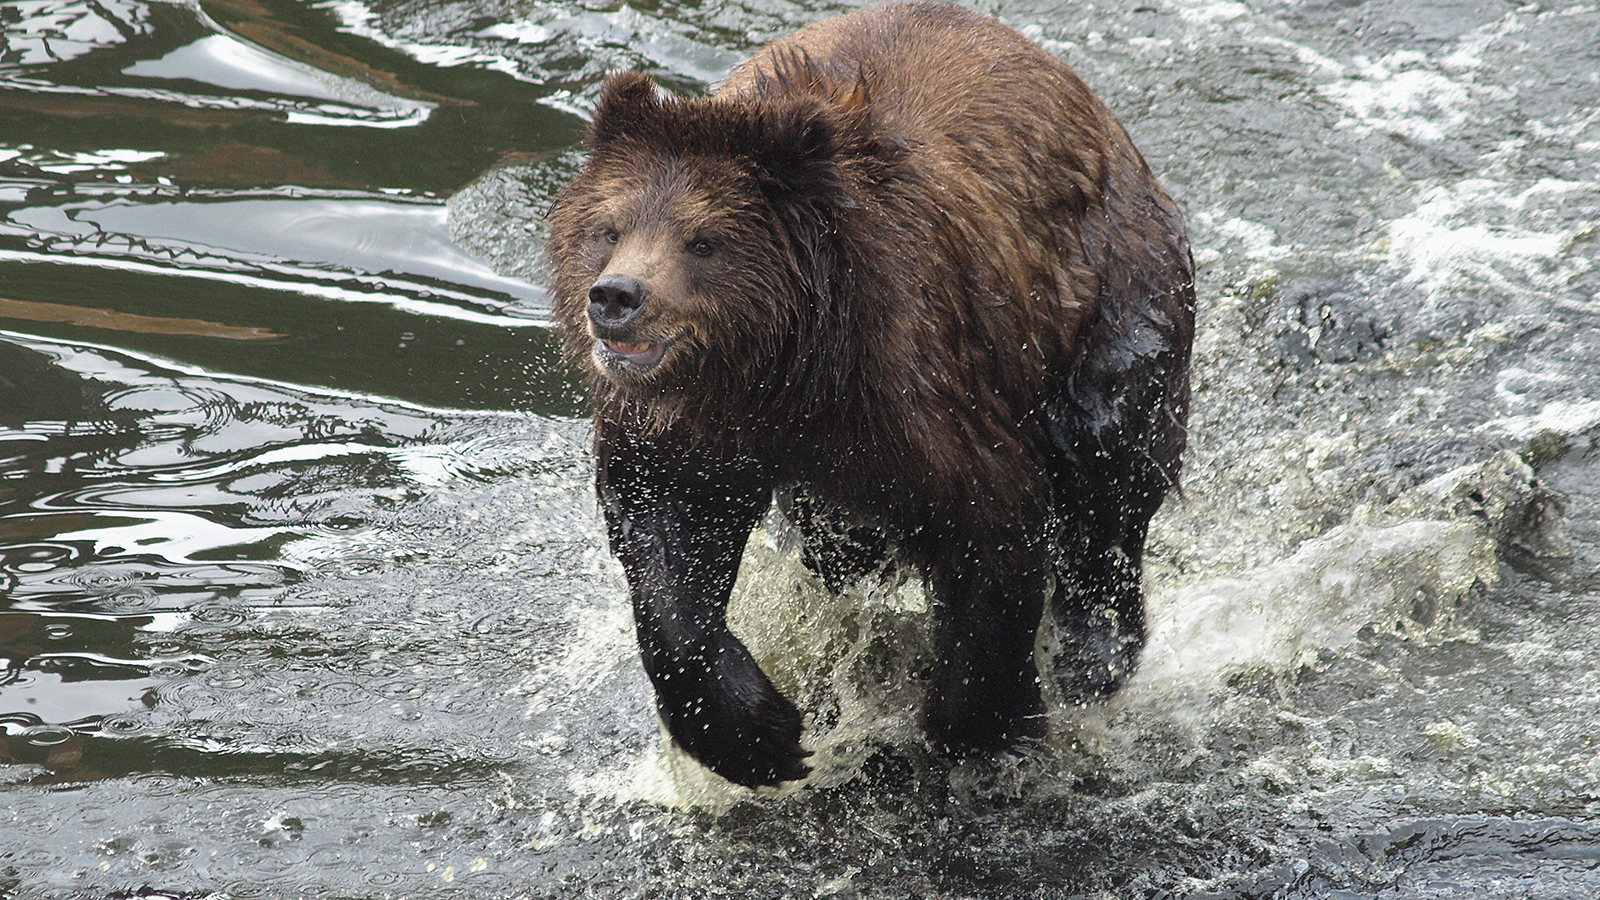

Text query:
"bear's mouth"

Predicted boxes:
[[594, 333, 677, 375]]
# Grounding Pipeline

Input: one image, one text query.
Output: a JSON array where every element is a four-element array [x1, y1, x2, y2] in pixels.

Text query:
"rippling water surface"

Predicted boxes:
[[2, 0, 1598, 897]]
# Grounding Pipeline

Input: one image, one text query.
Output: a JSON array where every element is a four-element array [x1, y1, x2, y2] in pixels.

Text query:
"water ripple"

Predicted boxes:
[[21, 724, 75, 746]]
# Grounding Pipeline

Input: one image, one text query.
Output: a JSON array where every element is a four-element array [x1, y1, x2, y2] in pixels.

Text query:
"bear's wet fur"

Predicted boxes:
[[547, 1, 1195, 788]]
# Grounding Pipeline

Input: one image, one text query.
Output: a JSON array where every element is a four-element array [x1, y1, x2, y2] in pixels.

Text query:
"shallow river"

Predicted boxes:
[[2, 0, 1599, 897]]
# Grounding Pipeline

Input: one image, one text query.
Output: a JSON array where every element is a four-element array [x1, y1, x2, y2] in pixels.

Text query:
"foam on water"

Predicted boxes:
[[1480, 399, 1600, 446], [1321, 52, 1480, 144], [1132, 515, 1492, 713], [1385, 178, 1596, 303]]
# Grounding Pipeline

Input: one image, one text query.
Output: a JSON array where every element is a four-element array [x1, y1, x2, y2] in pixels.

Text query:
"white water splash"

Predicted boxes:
[[552, 452, 1558, 808], [1384, 178, 1596, 302]]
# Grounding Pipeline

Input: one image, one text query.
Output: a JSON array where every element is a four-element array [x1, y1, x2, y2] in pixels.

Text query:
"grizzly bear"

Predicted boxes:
[[547, 1, 1194, 788]]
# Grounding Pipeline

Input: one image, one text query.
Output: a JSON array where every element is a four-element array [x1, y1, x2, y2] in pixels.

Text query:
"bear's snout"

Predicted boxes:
[[588, 274, 647, 331]]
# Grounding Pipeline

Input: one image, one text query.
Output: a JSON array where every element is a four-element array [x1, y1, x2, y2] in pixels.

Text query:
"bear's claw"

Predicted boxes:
[[667, 688, 812, 788], [654, 633, 813, 788]]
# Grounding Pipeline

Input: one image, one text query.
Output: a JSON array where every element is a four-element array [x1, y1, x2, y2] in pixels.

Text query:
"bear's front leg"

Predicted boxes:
[[922, 535, 1051, 756], [598, 448, 810, 788]]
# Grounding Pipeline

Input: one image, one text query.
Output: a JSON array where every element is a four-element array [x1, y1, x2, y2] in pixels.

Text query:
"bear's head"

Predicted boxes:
[[547, 69, 902, 396]]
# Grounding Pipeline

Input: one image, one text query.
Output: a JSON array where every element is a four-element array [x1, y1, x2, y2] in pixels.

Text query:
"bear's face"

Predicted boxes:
[[559, 154, 780, 386], [549, 71, 899, 396]]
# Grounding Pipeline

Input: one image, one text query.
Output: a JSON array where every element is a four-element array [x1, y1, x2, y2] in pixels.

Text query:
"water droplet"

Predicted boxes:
[[203, 667, 249, 690], [24, 725, 75, 746], [100, 713, 145, 735], [376, 680, 424, 700], [191, 604, 250, 626], [103, 586, 159, 613], [148, 661, 190, 679]]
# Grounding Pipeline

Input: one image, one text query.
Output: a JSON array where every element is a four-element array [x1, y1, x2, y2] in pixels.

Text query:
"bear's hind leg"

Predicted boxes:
[[1049, 523, 1149, 703], [778, 489, 893, 594], [922, 537, 1051, 756]]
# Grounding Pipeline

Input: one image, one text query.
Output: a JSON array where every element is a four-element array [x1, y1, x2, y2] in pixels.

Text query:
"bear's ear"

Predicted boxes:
[[744, 79, 901, 203], [588, 72, 660, 151], [747, 97, 850, 201]]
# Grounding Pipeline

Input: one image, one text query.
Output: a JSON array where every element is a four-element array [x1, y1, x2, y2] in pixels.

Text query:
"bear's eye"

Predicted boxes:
[[600, 228, 620, 245], [688, 239, 715, 258]]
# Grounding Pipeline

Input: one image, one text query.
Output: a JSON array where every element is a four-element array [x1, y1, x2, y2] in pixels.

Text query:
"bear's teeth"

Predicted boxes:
[[606, 341, 652, 354]]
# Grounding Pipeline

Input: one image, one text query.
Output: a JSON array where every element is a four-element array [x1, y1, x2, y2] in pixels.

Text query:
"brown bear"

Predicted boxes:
[[547, 1, 1195, 788]]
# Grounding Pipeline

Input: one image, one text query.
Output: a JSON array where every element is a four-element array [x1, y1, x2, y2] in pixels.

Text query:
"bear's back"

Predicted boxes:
[[720, 2, 1162, 423], [721, 1, 1122, 184]]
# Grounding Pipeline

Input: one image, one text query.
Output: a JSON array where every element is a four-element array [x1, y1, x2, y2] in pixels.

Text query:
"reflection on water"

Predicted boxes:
[[7, 193, 543, 311], [0, 329, 497, 602], [0, 0, 582, 411], [0, 321, 594, 816], [0, 332, 427, 747], [122, 31, 435, 127], [2, 0, 1600, 897]]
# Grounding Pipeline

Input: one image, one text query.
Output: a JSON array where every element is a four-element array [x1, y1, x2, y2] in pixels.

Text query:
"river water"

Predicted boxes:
[[2, 0, 1597, 897]]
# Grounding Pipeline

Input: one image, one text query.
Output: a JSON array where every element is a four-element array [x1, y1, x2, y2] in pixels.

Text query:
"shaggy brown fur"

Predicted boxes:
[[547, 1, 1195, 788]]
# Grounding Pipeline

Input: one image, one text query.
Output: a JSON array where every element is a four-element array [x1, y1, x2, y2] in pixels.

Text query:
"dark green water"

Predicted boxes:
[[3, 1, 1600, 897]]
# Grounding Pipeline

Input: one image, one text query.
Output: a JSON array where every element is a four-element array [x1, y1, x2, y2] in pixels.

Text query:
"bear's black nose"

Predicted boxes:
[[588, 275, 647, 328]]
